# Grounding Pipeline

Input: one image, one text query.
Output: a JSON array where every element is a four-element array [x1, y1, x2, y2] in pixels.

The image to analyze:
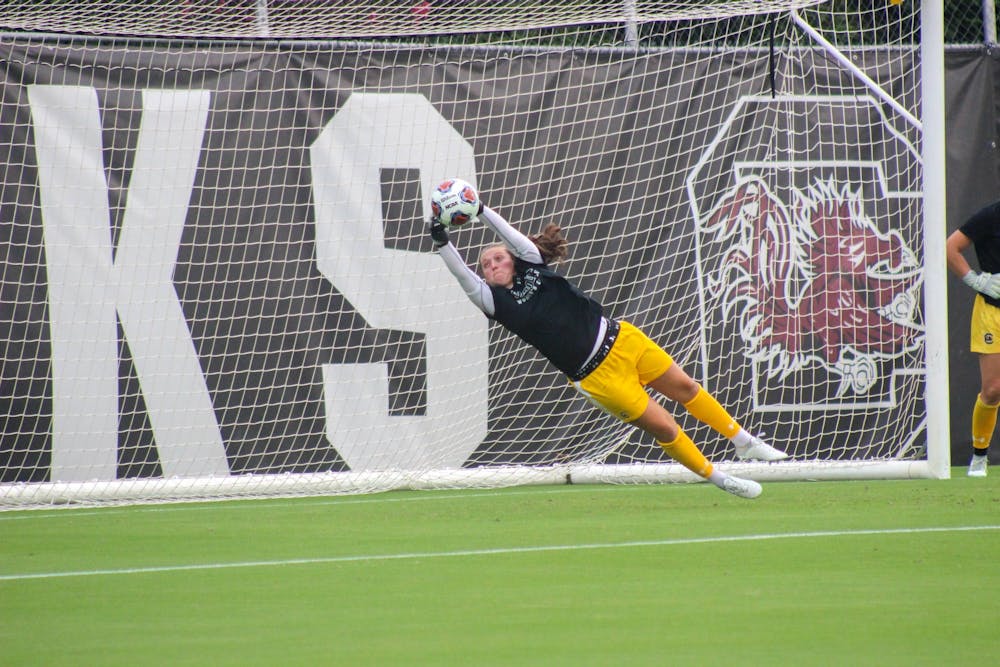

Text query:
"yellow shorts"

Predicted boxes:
[[971, 294, 1000, 353], [570, 320, 674, 423]]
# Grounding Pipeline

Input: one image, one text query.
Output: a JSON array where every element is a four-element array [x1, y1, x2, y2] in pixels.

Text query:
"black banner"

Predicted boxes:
[[2, 38, 978, 483]]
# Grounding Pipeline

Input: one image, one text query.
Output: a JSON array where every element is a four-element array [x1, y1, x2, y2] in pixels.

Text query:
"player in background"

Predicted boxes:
[[946, 199, 1000, 477], [429, 193, 788, 499]]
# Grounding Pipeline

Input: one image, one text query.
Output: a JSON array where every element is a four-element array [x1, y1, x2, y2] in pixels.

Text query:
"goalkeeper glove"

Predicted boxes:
[[963, 271, 1000, 299], [429, 220, 450, 249]]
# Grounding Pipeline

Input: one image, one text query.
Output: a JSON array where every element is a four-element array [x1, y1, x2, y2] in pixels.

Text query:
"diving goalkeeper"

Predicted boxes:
[[429, 192, 788, 499]]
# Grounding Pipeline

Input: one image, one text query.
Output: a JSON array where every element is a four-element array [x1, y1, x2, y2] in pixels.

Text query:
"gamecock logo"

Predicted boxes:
[[701, 175, 922, 397]]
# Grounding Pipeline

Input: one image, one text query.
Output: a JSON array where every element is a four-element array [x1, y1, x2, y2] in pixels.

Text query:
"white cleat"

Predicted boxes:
[[735, 435, 789, 462], [721, 475, 763, 499], [968, 455, 988, 478]]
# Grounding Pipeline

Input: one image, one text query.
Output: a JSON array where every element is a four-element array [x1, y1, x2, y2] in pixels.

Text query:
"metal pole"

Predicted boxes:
[[921, 0, 951, 478], [256, 0, 271, 37], [791, 10, 922, 131], [985, 0, 997, 45], [623, 0, 638, 48]]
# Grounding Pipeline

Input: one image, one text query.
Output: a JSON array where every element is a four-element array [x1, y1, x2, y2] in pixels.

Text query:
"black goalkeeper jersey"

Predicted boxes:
[[488, 257, 605, 376], [961, 200, 1000, 308]]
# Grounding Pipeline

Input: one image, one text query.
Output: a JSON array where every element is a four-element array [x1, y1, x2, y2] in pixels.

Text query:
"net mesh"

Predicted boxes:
[[0, 0, 934, 507], [3, 1, 827, 39]]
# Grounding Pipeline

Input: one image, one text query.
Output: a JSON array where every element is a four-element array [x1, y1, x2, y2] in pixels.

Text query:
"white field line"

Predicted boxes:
[[2, 525, 998, 582]]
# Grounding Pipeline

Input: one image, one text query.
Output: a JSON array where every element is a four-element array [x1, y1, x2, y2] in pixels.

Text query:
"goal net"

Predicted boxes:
[[0, 0, 945, 508]]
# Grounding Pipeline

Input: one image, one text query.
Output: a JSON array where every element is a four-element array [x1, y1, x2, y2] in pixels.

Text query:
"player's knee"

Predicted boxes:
[[651, 368, 699, 403], [679, 378, 701, 402], [981, 386, 1000, 407], [647, 413, 679, 442], [657, 424, 679, 442]]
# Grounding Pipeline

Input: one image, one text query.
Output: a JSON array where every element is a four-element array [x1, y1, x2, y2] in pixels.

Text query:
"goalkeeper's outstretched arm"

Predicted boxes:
[[479, 205, 543, 264], [429, 220, 496, 316]]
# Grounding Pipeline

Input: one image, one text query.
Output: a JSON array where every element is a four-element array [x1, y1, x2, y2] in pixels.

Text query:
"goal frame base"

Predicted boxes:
[[0, 460, 947, 509]]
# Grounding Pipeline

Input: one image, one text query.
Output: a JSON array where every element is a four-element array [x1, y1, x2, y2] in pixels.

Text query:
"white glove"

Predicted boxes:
[[963, 271, 1000, 299]]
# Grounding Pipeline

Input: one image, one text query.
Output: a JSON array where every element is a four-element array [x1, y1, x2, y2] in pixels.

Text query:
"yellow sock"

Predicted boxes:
[[683, 387, 739, 439], [972, 394, 999, 453], [659, 429, 713, 478]]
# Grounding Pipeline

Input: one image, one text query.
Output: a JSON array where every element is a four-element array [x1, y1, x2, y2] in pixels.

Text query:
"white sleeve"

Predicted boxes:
[[436, 242, 496, 316], [480, 205, 544, 264]]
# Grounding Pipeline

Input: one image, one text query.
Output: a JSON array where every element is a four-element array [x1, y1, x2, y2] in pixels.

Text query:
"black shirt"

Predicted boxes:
[[960, 200, 1000, 308], [488, 257, 604, 376]]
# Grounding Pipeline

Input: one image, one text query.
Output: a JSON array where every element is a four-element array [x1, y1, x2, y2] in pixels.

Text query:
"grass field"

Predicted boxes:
[[2, 470, 999, 666]]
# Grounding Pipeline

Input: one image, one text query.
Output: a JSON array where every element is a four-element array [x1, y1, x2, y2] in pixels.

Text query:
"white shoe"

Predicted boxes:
[[735, 435, 789, 462], [968, 454, 988, 478], [721, 475, 763, 499]]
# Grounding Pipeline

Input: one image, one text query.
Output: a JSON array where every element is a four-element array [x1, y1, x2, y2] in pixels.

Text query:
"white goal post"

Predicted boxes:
[[0, 0, 948, 508]]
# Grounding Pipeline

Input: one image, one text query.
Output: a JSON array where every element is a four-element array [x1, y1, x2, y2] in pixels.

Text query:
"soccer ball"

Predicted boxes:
[[431, 178, 480, 228]]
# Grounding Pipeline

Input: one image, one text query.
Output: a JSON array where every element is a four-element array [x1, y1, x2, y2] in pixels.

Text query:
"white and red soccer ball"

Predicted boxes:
[[431, 178, 480, 228]]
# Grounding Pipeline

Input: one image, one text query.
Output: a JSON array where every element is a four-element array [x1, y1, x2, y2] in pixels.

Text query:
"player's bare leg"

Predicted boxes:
[[647, 364, 788, 462], [969, 353, 1000, 477], [632, 398, 761, 499]]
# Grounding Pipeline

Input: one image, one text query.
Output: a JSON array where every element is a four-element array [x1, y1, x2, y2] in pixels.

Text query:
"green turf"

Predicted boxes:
[[2, 470, 998, 666]]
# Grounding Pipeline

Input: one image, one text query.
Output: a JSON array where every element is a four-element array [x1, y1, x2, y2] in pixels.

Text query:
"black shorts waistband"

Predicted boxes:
[[569, 319, 620, 382]]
